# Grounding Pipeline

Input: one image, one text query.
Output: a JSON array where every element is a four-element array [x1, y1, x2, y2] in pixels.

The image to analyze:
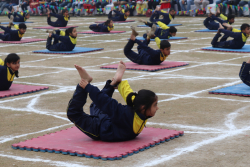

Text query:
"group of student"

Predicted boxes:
[[1, 6, 250, 143]]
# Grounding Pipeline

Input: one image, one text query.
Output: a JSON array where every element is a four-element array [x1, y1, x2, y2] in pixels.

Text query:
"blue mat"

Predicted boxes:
[[137, 24, 182, 27], [202, 45, 250, 53], [1, 22, 33, 24], [209, 83, 250, 96], [33, 47, 104, 54], [135, 37, 187, 41], [195, 29, 217, 32]]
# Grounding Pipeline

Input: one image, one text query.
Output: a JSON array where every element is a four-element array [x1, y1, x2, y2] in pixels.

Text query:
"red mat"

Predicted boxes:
[[0, 38, 46, 44], [0, 31, 3, 33], [33, 26, 78, 29], [101, 61, 189, 72], [0, 84, 49, 98], [12, 127, 184, 160], [78, 31, 126, 34], [95, 20, 135, 23]]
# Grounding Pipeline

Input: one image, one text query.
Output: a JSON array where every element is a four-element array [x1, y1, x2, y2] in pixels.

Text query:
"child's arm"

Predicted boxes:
[[135, 39, 159, 55], [50, 13, 62, 19], [232, 28, 241, 33], [219, 29, 241, 39], [14, 24, 19, 30], [220, 13, 228, 21], [0, 58, 4, 66], [155, 37, 161, 49], [51, 33, 68, 42], [112, 10, 120, 15], [157, 21, 169, 30], [118, 80, 135, 103]]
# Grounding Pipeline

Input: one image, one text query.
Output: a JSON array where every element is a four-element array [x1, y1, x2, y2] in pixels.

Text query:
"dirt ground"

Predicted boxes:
[[1, 15, 250, 167]]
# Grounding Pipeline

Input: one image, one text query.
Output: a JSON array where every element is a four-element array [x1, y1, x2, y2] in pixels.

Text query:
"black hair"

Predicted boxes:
[[169, 26, 177, 33], [127, 89, 157, 118], [65, 27, 75, 36], [160, 40, 171, 50], [104, 19, 112, 26], [4, 53, 20, 77], [227, 14, 235, 21], [62, 9, 68, 15], [169, 8, 175, 12], [241, 23, 250, 31], [19, 23, 27, 29], [125, 9, 130, 13]]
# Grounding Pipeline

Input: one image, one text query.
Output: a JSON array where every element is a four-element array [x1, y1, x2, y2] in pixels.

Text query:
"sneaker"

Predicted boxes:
[[130, 26, 139, 36], [10, 15, 14, 22]]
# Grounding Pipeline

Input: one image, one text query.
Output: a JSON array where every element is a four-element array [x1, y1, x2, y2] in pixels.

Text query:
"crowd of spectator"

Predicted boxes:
[[0, 0, 250, 17]]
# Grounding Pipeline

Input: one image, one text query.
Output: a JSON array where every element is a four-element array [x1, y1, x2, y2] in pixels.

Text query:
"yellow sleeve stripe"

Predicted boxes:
[[155, 37, 161, 49], [14, 24, 19, 30], [60, 30, 65, 36], [157, 21, 169, 30], [232, 28, 241, 32], [118, 80, 135, 103], [0, 58, 4, 66], [220, 13, 228, 20]]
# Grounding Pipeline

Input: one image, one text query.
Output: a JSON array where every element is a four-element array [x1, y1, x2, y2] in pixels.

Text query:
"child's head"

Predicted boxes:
[[127, 90, 158, 118], [62, 9, 69, 16], [228, 15, 235, 24], [125, 9, 130, 16], [18, 23, 27, 34], [65, 27, 77, 38], [4, 53, 20, 77], [24, 12, 30, 19], [169, 26, 177, 36], [241, 23, 250, 35], [169, 8, 175, 16], [104, 19, 113, 27], [160, 40, 171, 55]]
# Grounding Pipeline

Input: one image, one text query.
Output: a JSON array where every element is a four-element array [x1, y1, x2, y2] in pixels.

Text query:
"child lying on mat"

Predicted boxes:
[[0, 23, 26, 41], [108, 7, 130, 21], [211, 23, 250, 49], [8, 6, 30, 23], [141, 21, 177, 39], [46, 27, 77, 51], [239, 59, 250, 87], [203, 8, 234, 30], [123, 26, 170, 65], [67, 61, 159, 141], [47, 9, 70, 27], [148, 7, 175, 26], [0, 53, 20, 91], [89, 20, 114, 32]]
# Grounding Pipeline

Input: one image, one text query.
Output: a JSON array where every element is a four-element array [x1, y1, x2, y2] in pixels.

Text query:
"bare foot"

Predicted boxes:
[[131, 26, 139, 36], [111, 61, 126, 86], [247, 58, 250, 64], [130, 34, 136, 41], [74, 65, 93, 83]]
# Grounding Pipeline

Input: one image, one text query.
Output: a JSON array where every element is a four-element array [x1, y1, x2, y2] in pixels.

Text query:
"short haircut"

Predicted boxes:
[[19, 23, 27, 29], [160, 40, 171, 50], [125, 9, 130, 13], [169, 26, 177, 33], [169, 8, 175, 12], [241, 23, 250, 31], [228, 14, 235, 21]]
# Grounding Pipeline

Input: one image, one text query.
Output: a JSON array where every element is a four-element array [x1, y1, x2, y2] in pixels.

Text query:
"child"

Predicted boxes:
[[0, 23, 27, 41], [67, 61, 159, 141], [204, 9, 235, 30], [0, 53, 20, 91], [211, 23, 250, 49], [46, 27, 77, 51], [8, 10, 30, 23], [47, 9, 70, 27], [239, 59, 250, 87], [108, 7, 130, 21], [142, 21, 177, 39], [89, 20, 114, 32], [124, 26, 171, 65], [149, 7, 175, 25]]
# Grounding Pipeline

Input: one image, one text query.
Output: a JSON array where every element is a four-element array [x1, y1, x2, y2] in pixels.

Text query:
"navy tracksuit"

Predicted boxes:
[[47, 13, 69, 27], [0, 26, 23, 41], [46, 31, 76, 51], [8, 12, 26, 22], [108, 10, 127, 21], [150, 11, 173, 25], [211, 29, 248, 49], [203, 15, 228, 30], [89, 23, 114, 32], [124, 38, 167, 65], [143, 26, 172, 39], [239, 62, 250, 86], [67, 80, 147, 141], [0, 65, 15, 91]]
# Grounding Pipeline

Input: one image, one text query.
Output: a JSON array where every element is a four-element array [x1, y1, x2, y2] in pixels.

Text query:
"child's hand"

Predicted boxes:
[[49, 33, 52, 37], [79, 79, 88, 89]]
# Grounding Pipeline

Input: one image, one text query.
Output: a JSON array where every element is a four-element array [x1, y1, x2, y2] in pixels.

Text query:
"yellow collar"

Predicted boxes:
[[7, 67, 15, 82], [242, 33, 249, 42], [69, 36, 77, 44], [160, 51, 168, 61], [64, 15, 69, 21], [18, 31, 24, 38], [169, 14, 173, 20], [108, 25, 114, 31], [124, 15, 127, 19]]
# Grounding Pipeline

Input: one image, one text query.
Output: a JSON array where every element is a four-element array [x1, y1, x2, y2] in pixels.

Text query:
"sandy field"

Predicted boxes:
[[0, 14, 250, 167]]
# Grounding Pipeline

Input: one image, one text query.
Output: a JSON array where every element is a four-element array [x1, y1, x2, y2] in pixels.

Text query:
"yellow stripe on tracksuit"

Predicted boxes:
[[118, 80, 147, 134], [0, 58, 4, 66], [0, 58, 15, 82], [60, 30, 77, 44]]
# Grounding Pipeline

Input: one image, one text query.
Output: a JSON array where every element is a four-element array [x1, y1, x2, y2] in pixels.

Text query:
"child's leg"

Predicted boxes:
[[8, 12, 12, 19], [67, 84, 101, 140], [124, 39, 144, 64], [108, 10, 112, 19], [239, 61, 250, 86], [0, 33, 9, 41], [53, 30, 60, 44], [47, 16, 57, 27], [211, 33, 222, 47], [89, 24, 100, 32], [220, 34, 229, 42], [0, 26, 11, 34], [145, 22, 153, 27], [46, 37, 60, 51], [149, 12, 158, 23]]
